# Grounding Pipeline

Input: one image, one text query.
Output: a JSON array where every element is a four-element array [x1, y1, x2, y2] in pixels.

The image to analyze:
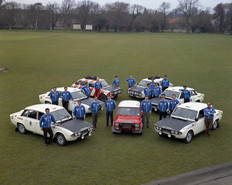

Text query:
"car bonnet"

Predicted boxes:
[[59, 119, 92, 133]]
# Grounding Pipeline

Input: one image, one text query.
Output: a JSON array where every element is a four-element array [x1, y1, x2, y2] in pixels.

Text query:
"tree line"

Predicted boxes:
[[0, 0, 231, 33]]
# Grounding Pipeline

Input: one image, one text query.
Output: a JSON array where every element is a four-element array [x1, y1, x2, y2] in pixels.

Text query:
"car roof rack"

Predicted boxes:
[[85, 76, 98, 80], [147, 76, 161, 80]]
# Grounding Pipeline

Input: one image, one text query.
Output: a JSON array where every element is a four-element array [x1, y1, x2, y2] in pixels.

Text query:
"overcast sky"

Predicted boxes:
[[9, 0, 232, 9]]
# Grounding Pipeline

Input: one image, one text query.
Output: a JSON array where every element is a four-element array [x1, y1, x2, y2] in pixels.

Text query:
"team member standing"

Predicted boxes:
[[39, 108, 57, 146], [141, 96, 152, 128], [169, 94, 180, 114], [95, 77, 103, 99], [90, 96, 100, 130], [81, 82, 91, 97], [150, 78, 156, 94], [50, 87, 59, 105], [158, 95, 169, 120], [105, 96, 116, 127], [179, 85, 191, 103], [152, 83, 162, 98], [126, 75, 137, 88], [204, 102, 216, 137], [62, 87, 73, 111], [72, 100, 86, 120], [112, 75, 120, 87], [144, 83, 152, 99], [161, 75, 170, 92]]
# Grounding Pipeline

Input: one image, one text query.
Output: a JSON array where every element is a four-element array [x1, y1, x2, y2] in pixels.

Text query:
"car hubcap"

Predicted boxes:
[[213, 121, 217, 129], [58, 136, 64, 144], [19, 125, 24, 132], [187, 133, 192, 142]]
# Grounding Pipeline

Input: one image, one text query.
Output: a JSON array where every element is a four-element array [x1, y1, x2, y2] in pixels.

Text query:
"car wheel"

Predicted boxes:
[[212, 120, 219, 130], [56, 133, 67, 146], [184, 131, 193, 143], [17, 123, 27, 134], [100, 94, 107, 102]]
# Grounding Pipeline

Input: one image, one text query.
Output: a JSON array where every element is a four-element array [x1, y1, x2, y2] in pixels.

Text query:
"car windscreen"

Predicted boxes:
[[162, 90, 180, 100], [71, 91, 87, 100], [51, 109, 71, 122], [171, 107, 197, 120], [117, 107, 140, 116], [138, 80, 149, 87], [100, 80, 109, 87]]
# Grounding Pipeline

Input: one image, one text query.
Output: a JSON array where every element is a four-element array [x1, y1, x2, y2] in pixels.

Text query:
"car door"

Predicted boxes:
[[193, 109, 205, 135], [35, 112, 44, 135], [23, 109, 38, 133], [89, 82, 95, 96], [190, 90, 197, 102], [57, 91, 63, 106]]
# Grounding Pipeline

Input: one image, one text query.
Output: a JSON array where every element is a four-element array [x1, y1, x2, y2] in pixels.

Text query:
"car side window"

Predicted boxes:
[[180, 93, 184, 99], [198, 110, 204, 119], [38, 112, 44, 120], [89, 82, 94, 87], [75, 81, 80, 85], [21, 110, 29, 117], [80, 81, 86, 85], [27, 110, 38, 120], [190, 90, 197, 96]]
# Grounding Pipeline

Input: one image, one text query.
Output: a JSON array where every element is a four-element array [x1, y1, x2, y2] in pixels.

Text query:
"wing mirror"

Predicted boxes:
[[195, 117, 198, 122]]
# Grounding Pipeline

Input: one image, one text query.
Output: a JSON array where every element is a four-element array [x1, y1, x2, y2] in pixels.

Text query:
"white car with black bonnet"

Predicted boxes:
[[39, 87, 104, 113], [128, 76, 173, 99], [154, 102, 223, 143], [10, 104, 93, 146], [150, 86, 205, 111]]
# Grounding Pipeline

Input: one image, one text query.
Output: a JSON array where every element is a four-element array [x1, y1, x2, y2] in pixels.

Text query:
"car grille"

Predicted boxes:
[[129, 91, 141, 96], [112, 90, 121, 95], [81, 129, 88, 135], [120, 122, 133, 128]]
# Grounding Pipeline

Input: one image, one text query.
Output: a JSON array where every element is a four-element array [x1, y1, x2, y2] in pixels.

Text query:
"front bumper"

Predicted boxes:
[[128, 91, 144, 98], [154, 127, 185, 139], [112, 127, 142, 134]]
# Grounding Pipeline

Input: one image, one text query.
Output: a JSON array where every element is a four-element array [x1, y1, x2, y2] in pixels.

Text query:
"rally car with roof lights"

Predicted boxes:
[[71, 76, 122, 101], [39, 87, 104, 113], [154, 102, 223, 143], [128, 76, 173, 99], [150, 86, 204, 111], [10, 104, 93, 146], [112, 100, 143, 134]]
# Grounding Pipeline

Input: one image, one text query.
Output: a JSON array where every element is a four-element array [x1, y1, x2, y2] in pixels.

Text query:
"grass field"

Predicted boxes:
[[0, 31, 231, 185]]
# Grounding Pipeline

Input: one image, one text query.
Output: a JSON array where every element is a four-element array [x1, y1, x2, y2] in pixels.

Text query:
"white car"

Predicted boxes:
[[10, 104, 93, 146], [154, 102, 223, 143], [128, 76, 173, 99], [150, 86, 205, 111], [39, 87, 104, 113]]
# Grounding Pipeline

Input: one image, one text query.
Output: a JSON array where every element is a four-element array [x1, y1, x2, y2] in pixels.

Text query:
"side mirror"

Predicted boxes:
[[195, 117, 198, 122]]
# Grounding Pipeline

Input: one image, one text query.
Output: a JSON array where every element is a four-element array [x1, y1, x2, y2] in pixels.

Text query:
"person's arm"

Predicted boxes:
[[112, 79, 115, 86], [50, 92, 52, 100], [126, 78, 129, 82], [51, 114, 56, 124], [204, 109, 208, 116], [167, 80, 170, 87], [83, 106, 86, 120], [134, 79, 137, 85], [72, 108, 76, 119], [149, 102, 152, 113]]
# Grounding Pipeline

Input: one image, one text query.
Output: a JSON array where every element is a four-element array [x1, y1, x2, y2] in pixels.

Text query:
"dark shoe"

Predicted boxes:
[[147, 126, 150, 128], [49, 142, 53, 145], [45, 144, 49, 147]]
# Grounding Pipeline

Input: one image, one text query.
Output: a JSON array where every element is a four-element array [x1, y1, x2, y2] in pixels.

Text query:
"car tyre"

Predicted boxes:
[[212, 120, 219, 130], [56, 133, 67, 146], [17, 123, 27, 134], [100, 94, 107, 102], [184, 131, 193, 144]]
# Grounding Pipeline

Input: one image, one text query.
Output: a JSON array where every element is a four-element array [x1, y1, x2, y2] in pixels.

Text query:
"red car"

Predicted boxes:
[[112, 100, 143, 134]]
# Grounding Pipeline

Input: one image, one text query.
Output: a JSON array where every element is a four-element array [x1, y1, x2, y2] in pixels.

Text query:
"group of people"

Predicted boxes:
[[39, 75, 216, 146]]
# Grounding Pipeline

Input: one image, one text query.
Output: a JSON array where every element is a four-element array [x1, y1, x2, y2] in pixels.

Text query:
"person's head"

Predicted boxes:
[[64, 87, 67, 91], [115, 75, 118, 79], [207, 102, 211, 109], [97, 77, 99, 82], [155, 83, 158, 87], [151, 78, 154, 82], [183, 85, 187, 90], [147, 83, 150, 88], [164, 75, 167, 79], [172, 94, 176, 100], [130, 75, 132, 78], [45, 108, 50, 115], [85, 82, 88, 86], [107, 95, 111, 100], [161, 95, 165, 101], [53, 87, 56, 92], [145, 96, 148, 101], [78, 100, 82, 106], [94, 96, 98, 101]]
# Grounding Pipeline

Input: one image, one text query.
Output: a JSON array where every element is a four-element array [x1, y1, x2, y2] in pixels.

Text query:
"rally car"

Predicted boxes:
[[150, 86, 205, 111], [128, 76, 173, 99], [112, 100, 143, 134], [71, 76, 122, 101], [39, 87, 104, 113], [10, 104, 93, 146], [154, 102, 223, 143]]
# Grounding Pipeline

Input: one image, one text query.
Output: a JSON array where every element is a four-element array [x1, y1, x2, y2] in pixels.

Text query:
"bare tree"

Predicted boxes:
[[28, 3, 43, 30], [178, 0, 199, 32], [4, 1, 20, 29], [128, 4, 144, 31], [60, 0, 76, 29], [46, 2, 59, 31], [159, 2, 171, 32], [76, 0, 99, 31]]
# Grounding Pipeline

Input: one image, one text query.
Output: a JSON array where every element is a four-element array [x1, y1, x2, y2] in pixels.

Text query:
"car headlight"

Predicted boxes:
[[135, 124, 139, 128], [115, 123, 119, 127]]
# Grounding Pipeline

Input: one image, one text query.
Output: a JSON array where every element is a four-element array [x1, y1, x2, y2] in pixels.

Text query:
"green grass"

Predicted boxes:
[[0, 31, 231, 185]]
